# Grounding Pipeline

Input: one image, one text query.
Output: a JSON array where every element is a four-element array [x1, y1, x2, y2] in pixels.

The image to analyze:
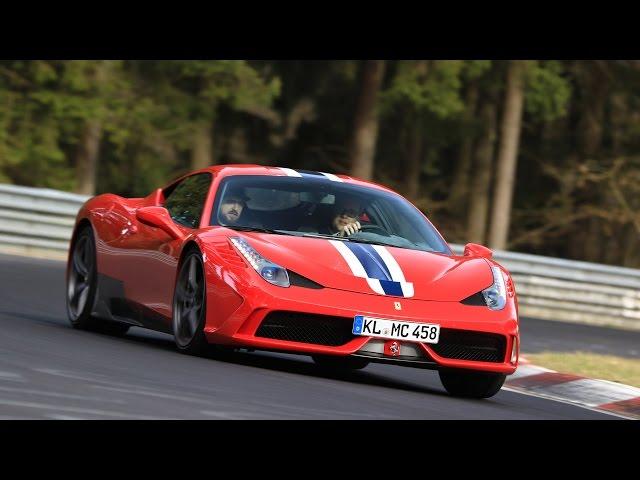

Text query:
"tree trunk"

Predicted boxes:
[[191, 120, 214, 170], [349, 60, 386, 180], [448, 82, 479, 211], [576, 61, 610, 262], [74, 61, 109, 196], [466, 100, 498, 244], [579, 63, 609, 158], [609, 92, 626, 157], [487, 61, 527, 250], [75, 119, 102, 195], [622, 224, 640, 268], [583, 217, 604, 263], [405, 119, 424, 200]]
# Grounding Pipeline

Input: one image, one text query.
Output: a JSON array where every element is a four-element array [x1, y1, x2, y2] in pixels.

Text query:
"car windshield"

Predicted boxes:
[[210, 175, 451, 254]]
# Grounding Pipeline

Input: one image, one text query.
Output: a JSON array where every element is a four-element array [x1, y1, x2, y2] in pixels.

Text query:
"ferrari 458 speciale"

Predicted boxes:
[[66, 165, 519, 398]]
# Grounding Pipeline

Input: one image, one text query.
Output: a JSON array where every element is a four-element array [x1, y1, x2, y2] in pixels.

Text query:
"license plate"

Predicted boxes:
[[352, 315, 440, 344]]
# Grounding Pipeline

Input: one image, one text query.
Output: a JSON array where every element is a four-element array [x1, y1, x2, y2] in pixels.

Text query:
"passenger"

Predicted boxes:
[[321, 195, 363, 237]]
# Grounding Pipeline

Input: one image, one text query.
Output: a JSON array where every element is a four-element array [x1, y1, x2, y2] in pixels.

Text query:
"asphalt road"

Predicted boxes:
[[519, 316, 640, 359], [0, 253, 621, 419]]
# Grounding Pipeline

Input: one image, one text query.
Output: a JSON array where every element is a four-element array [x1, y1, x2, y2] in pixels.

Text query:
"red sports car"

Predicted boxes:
[[66, 165, 519, 398]]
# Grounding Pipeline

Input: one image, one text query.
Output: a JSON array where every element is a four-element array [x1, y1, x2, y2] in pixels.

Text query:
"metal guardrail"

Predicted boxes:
[[0, 184, 89, 257], [1, 184, 639, 331], [449, 245, 640, 331]]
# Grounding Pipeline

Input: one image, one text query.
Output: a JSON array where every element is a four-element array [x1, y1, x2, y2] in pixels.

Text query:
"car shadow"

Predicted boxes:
[[5, 309, 449, 398], [0, 310, 178, 352], [112, 324, 447, 397], [204, 348, 449, 397]]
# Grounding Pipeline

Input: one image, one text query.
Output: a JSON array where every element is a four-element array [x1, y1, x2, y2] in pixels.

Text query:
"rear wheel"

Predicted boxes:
[[439, 369, 506, 399], [66, 226, 130, 335], [173, 250, 209, 356], [312, 355, 370, 371]]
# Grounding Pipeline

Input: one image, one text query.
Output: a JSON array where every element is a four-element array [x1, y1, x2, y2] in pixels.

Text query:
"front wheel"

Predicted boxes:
[[173, 250, 209, 356], [439, 370, 506, 399]]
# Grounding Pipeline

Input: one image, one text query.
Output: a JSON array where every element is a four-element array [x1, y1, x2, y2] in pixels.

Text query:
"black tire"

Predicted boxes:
[[312, 355, 370, 371], [173, 249, 209, 356], [66, 226, 130, 336], [439, 369, 506, 399]]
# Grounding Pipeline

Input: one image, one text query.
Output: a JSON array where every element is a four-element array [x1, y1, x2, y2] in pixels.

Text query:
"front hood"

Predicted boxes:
[[229, 232, 493, 302]]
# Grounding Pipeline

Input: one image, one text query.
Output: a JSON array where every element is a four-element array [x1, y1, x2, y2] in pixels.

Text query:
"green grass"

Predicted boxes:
[[524, 351, 640, 388]]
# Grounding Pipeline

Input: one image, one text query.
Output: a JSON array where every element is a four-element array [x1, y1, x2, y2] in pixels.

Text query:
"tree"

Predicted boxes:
[[0, 60, 128, 193], [487, 60, 528, 250], [72, 61, 119, 195], [467, 98, 498, 243], [348, 60, 386, 180], [381, 60, 466, 202], [448, 61, 492, 213], [153, 61, 281, 170]]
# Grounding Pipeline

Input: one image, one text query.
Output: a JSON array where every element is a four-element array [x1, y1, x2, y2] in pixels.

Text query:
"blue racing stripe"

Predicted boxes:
[[379, 279, 404, 296], [364, 245, 395, 280], [345, 242, 393, 281], [296, 169, 325, 177]]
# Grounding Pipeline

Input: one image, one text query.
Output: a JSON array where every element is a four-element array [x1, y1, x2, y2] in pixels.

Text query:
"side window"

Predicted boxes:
[[164, 173, 212, 228]]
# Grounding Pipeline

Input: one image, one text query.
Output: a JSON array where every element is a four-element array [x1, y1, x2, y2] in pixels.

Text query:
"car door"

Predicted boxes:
[[123, 173, 214, 326]]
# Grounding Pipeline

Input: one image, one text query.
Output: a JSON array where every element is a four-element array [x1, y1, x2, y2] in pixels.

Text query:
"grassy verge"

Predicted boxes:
[[523, 351, 640, 388]]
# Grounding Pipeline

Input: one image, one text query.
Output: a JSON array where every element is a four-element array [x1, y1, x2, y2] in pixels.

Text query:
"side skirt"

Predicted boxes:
[[92, 273, 173, 334]]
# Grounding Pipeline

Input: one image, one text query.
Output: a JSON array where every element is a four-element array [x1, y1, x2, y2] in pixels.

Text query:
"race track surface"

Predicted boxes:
[[0, 253, 618, 419], [519, 316, 640, 359]]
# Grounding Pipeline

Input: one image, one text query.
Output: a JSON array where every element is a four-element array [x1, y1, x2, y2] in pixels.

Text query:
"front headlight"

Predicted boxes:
[[230, 237, 290, 287], [482, 265, 507, 310]]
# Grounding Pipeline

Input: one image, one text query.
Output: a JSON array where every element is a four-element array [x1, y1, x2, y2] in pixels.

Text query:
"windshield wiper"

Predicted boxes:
[[348, 238, 395, 247], [346, 237, 419, 249], [301, 232, 351, 241], [350, 237, 436, 253]]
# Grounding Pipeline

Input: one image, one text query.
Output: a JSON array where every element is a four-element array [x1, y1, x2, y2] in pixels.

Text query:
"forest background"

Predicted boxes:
[[1, 60, 638, 267]]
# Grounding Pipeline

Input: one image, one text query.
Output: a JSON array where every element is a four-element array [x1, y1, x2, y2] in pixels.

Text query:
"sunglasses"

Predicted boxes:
[[338, 207, 361, 218]]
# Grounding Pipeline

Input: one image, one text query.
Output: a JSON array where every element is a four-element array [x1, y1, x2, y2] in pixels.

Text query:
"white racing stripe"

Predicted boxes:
[[330, 240, 367, 278], [366, 278, 386, 296], [278, 167, 302, 177], [320, 172, 343, 182], [371, 245, 405, 281], [400, 283, 414, 298]]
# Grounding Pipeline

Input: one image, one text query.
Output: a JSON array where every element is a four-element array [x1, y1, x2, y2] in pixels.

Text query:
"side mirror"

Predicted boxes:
[[136, 206, 184, 240], [463, 243, 493, 259]]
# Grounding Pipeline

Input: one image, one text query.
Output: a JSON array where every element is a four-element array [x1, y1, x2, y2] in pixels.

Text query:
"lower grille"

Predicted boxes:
[[255, 312, 355, 346], [430, 329, 506, 363]]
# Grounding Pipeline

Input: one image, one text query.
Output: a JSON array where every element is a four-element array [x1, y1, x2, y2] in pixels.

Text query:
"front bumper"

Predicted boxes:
[[203, 280, 519, 375]]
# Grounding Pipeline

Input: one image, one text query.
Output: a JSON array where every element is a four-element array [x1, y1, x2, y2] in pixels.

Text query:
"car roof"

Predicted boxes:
[[183, 164, 398, 195]]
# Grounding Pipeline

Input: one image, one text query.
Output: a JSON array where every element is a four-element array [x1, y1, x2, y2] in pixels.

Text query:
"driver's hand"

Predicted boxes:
[[340, 221, 361, 237]]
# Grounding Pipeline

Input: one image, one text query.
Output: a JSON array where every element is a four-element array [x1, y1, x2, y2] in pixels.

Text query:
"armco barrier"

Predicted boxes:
[[449, 245, 640, 331], [1, 184, 639, 331], [0, 184, 88, 258]]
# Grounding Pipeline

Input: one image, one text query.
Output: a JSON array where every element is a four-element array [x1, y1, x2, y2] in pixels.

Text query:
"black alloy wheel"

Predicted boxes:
[[173, 250, 209, 355], [66, 226, 129, 335]]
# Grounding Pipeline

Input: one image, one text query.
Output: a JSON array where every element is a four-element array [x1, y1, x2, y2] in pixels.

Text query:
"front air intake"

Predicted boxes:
[[429, 329, 506, 363], [255, 312, 355, 346]]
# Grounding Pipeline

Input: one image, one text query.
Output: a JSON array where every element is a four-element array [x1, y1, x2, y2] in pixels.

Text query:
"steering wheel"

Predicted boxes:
[[354, 224, 389, 236]]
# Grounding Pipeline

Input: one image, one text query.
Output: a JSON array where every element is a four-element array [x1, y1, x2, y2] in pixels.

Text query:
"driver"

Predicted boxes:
[[218, 188, 249, 225]]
